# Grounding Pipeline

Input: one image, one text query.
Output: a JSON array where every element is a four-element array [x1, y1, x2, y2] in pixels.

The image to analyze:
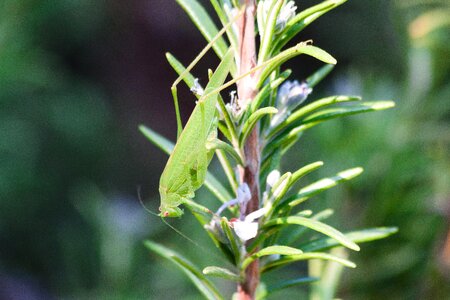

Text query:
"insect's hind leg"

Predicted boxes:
[[168, 8, 245, 140]]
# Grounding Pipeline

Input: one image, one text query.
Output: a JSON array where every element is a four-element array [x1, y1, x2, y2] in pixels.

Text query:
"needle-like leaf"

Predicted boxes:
[[145, 240, 224, 300]]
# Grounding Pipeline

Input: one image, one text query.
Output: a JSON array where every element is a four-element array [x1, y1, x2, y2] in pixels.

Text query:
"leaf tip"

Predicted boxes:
[[369, 100, 396, 110], [352, 244, 361, 252], [338, 167, 364, 180], [332, 0, 348, 5], [138, 124, 146, 131]]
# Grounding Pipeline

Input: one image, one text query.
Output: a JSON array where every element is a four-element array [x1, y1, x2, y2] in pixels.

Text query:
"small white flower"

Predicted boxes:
[[225, 90, 243, 121], [231, 207, 268, 242], [190, 78, 204, 96], [233, 221, 259, 242], [245, 207, 267, 222], [266, 170, 281, 189]]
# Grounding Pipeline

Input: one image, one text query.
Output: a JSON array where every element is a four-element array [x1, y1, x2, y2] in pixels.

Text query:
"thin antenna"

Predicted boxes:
[[137, 186, 231, 265]]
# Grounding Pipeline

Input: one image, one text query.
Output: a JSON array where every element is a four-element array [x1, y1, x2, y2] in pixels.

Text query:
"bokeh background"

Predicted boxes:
[[1, 0, 449, 299]]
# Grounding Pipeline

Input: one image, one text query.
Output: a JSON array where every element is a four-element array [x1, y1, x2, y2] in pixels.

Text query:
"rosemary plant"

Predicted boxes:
[[140, 0, 397, 299]]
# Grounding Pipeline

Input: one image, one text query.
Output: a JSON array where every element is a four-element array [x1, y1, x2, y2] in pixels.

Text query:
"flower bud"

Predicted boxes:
[[266, 170, 281, 189], [190, 78, 204, 96], [271, 80, 312, 127]]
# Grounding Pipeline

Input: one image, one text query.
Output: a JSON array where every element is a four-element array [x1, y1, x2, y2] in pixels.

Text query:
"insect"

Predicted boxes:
[[158, 5, 247, 217], [159, 50, 234, 217]]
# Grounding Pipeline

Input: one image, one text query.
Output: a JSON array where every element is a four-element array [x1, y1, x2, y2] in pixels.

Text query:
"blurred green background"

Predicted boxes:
[[0, 0, 449, 299]]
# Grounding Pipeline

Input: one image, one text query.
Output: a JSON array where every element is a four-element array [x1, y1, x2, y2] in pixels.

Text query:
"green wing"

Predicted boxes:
[[159, 50, 234, 217]]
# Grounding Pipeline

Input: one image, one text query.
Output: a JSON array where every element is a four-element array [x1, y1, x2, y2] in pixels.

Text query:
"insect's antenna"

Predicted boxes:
[[161, 217, 201, 247], [137, 187, 228, 263], [161, 217, 230, 265], [171, 6, 245, 89], [137, 186, 160, 217]]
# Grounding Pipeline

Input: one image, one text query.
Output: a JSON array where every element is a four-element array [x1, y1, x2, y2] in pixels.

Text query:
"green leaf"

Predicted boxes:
[[291, 161, 325, 185], [262, 252, 356, 273], [139, 125, 232, 203], [242, 245, 303, 270], [145, 241, 224, 300], [306, 64, 335, 88], [209, 0, 239, 54], [270, 172, 292, 199], [262, 129, 303, 159], [239, 107, 278, 147], [166, 52, 197, 91], [176, 0, 228, 59], [263, 216, 360, 251], [309, 248, 348, 300], [268, 161, 324, 216], [300, 227, 399, 252], [203, 266, 241, 281], [258, 44, 337, 86], [218, 122, 232, 142], [250, 69, 291, 114], [139, 125, 174, 154], [266, 277, 319, 294], [268, 95, 361, 139], [273, 0, 348, 53], [302, 101, 396, 125], [258, 0, 285, 63], [216, 149, 239, 192], [205, 172, 234, 204], [217, 94, 239, 145], [283, 167, 364, 208], [297, 210, 314, 217], [221, 218, 241, 265], [207, 139, 244, 166], [283, 209, 335, 245], [268, 100, 394, 144]]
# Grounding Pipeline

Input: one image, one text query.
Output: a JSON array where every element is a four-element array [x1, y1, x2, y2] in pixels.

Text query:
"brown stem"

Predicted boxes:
[[236, 0, 260, 299]]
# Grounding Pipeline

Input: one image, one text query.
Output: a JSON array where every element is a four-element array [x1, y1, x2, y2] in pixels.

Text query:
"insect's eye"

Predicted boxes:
[[164, 211, 170, 217]]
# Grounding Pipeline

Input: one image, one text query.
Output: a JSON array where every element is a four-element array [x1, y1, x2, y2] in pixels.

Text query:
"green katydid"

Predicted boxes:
[[159, 50, 234, 217], [159, 6, 245, 217]]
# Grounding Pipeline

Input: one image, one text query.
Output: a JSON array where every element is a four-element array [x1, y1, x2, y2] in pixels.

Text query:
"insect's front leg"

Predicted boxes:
[[171, 86, 183, 139]]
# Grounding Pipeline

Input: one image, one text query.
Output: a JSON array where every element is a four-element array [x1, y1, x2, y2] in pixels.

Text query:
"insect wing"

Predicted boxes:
[[159, 50, 234, 216]]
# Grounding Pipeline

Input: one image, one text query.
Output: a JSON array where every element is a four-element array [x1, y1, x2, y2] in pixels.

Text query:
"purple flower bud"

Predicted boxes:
[[271, 80, 312, 126]]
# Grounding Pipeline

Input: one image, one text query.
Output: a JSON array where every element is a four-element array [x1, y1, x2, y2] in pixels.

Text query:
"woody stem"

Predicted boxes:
[[236, 0, 260, 299]]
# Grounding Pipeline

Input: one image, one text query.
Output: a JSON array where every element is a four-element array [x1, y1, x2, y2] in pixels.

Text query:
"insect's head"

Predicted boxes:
[[159, 205, 183, 218]]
